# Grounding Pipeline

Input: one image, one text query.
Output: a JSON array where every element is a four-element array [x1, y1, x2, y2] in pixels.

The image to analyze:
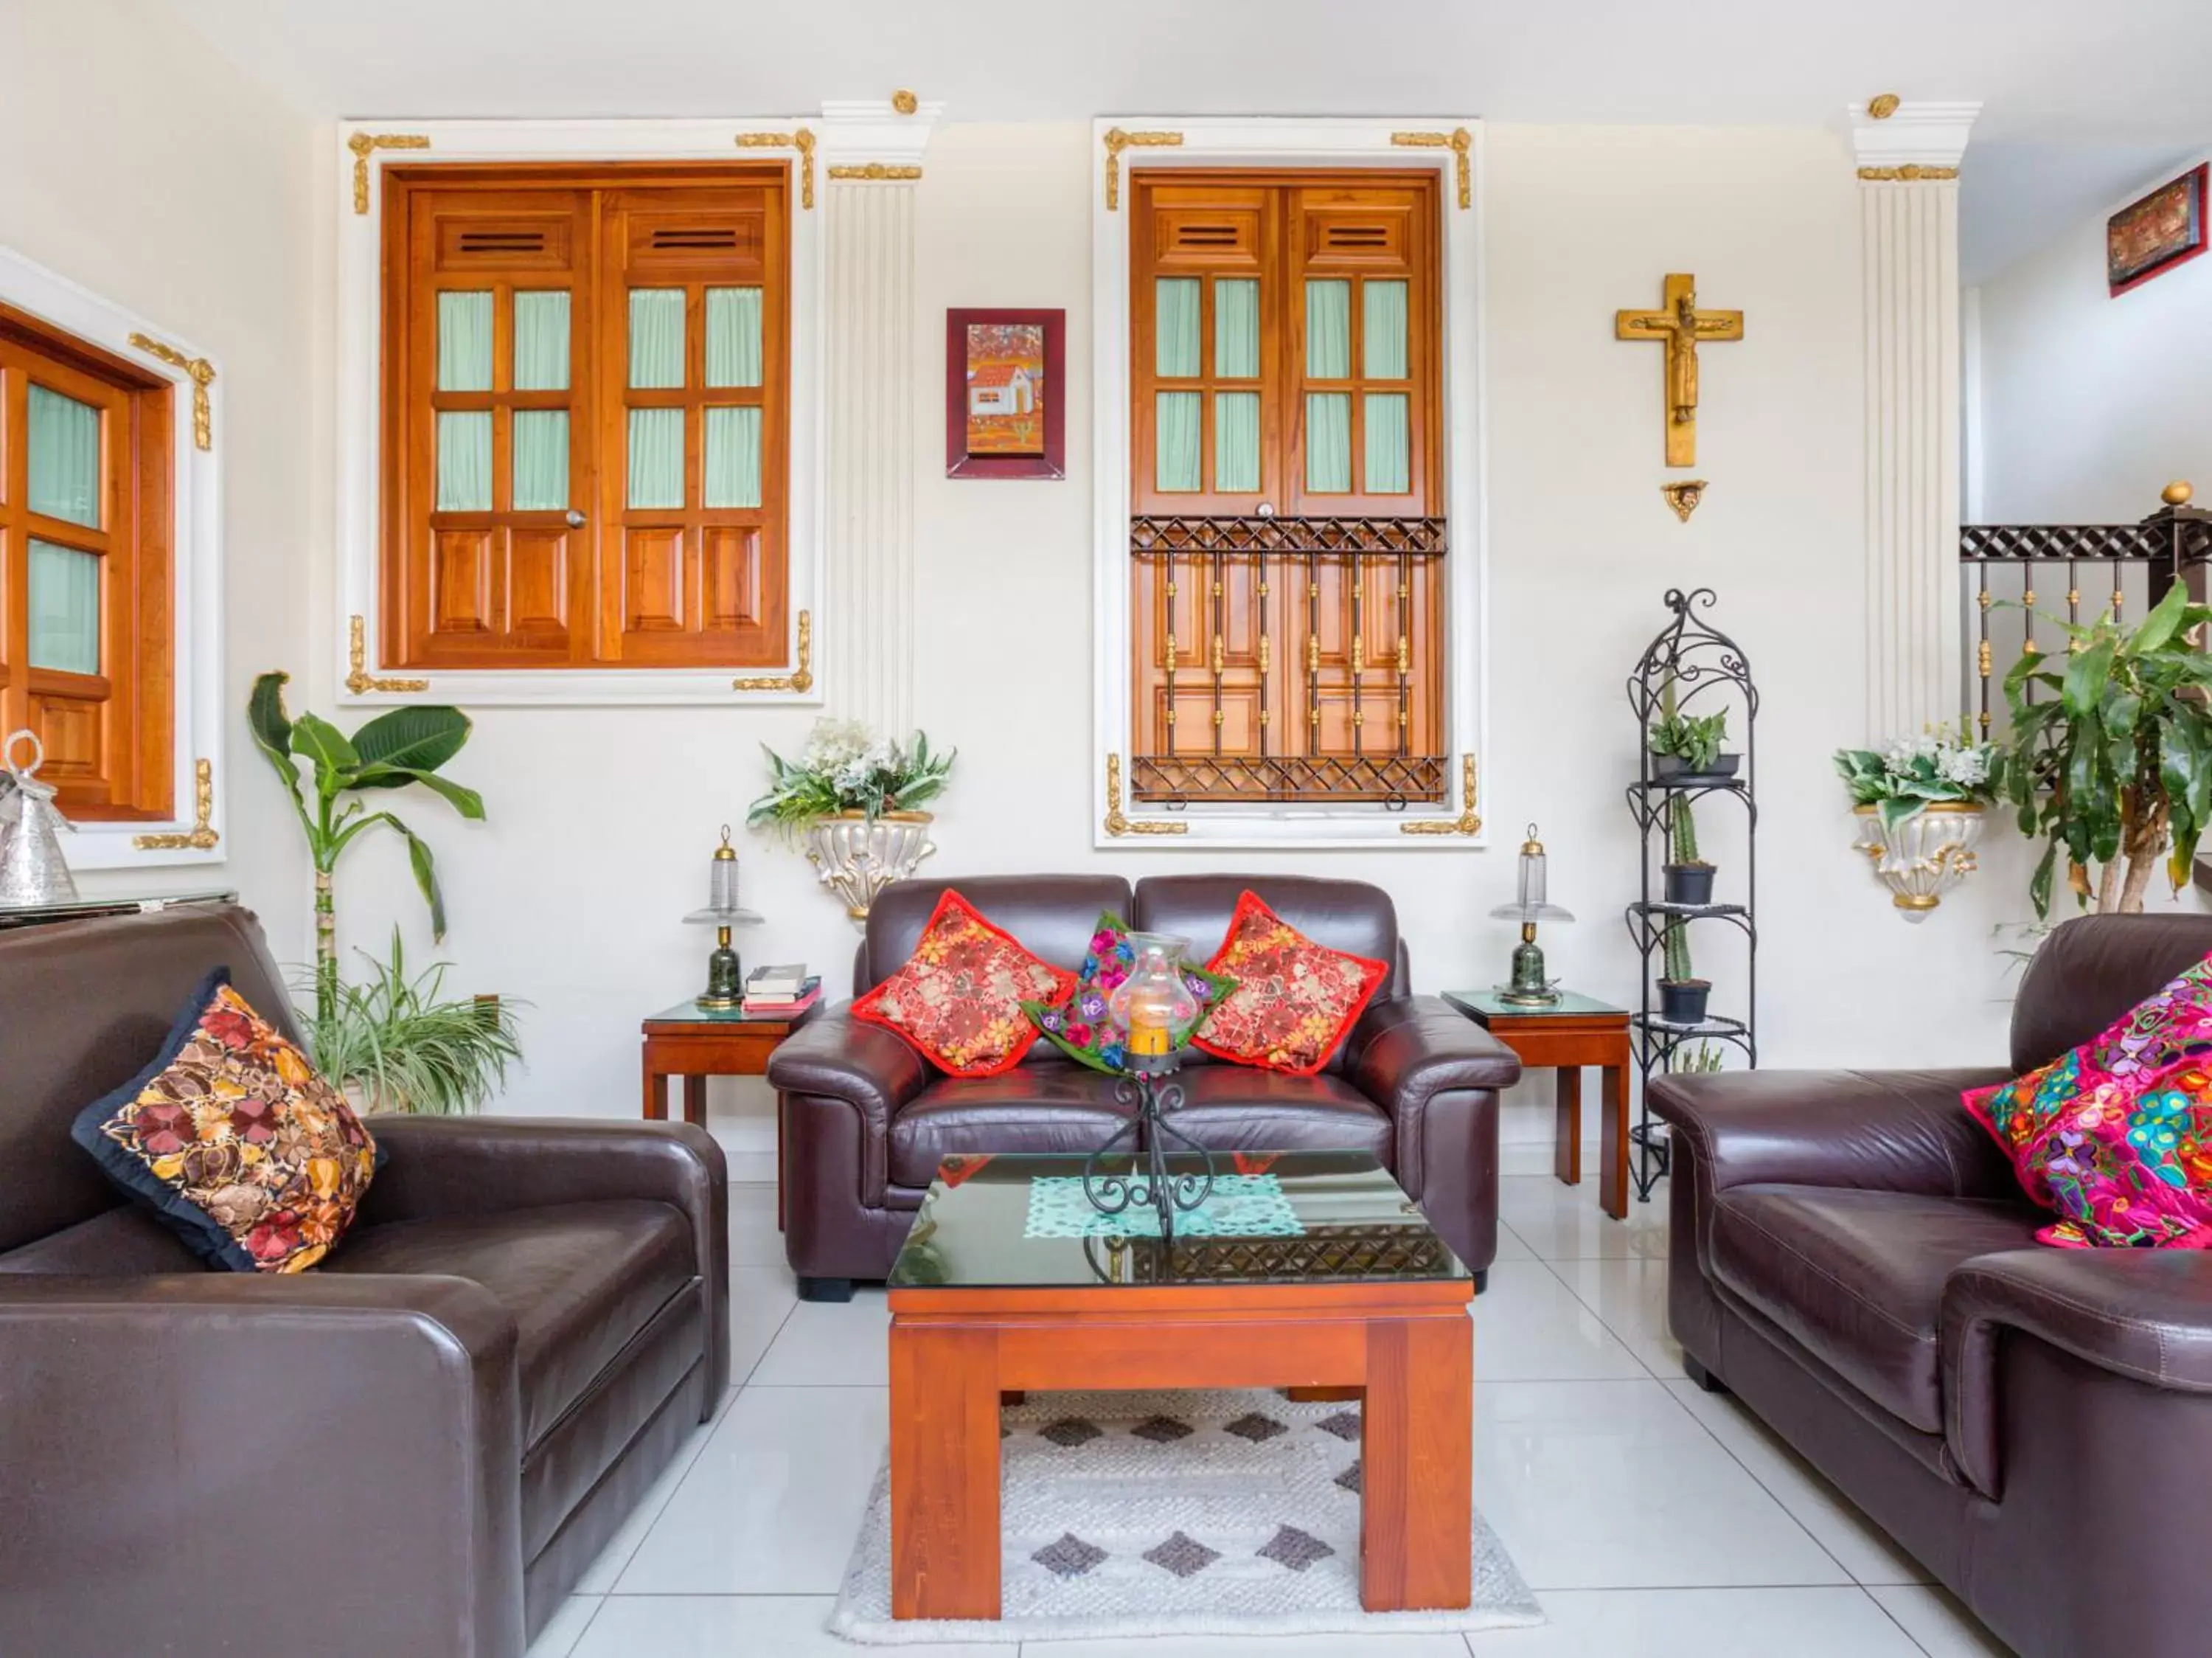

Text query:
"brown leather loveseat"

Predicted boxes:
[[1654, 913, 2212, 1658], [0, 903, 727, 1658], [769, 873, 1521, 1299]]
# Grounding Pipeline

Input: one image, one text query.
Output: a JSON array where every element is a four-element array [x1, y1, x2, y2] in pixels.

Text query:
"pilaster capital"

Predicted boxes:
[[818, 97, 945, 173], [1848, 99, 1980, 178]]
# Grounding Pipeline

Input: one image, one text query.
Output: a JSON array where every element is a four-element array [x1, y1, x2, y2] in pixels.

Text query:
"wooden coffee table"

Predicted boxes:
[[885, 1150, 1474, 1621]]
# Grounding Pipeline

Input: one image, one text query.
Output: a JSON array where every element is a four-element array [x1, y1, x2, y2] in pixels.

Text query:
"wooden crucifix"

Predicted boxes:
[[1615, 274, 1743, 467]]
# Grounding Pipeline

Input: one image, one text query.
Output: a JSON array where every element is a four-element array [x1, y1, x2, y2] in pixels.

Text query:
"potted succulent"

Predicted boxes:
[[1658, 914, 1708, 1027], [1834, 721, 2004, 919], [748, 719, 956, 921], [1650, 679, 1731, 905]]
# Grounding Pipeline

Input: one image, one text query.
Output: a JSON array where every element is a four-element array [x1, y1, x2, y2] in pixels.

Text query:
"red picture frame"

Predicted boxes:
[[945, 308, 1064, 479], [2108, 164, 2208, 296]]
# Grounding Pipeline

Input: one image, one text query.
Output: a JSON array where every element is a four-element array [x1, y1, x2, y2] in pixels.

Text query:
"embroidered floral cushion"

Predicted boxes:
[[71, 968, 383, 1273], [1190, 890, 1390, 1077], [1963, 951, 2212, 1247], [1020, 910, 1236, 1075], [852, 889, 1079, 1078]]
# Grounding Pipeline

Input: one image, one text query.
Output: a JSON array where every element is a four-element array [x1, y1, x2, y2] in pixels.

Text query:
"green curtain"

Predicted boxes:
[[1214, 279, 1260, 378], [437, 291, 493, 392], [1155, 278, 1200, 378], [1306, 393, 1352, 493], [511, 411, 569, 511], [27, 538, 100, 674], [1214, 392, 1260, 493], [1364, 280, 1409, 379], [1364, 393, 1410, 494], [436, 412, 492, 511], [27, 384, 100, 527], [706, 288, 763, 388], [629, 289, 686, 389], [705, 406, 762, 507], [628, 408, 686, 509], [1306, 280, 1351, 378], [1155, 392, 1202, 492], [513, 291, 571, 391]]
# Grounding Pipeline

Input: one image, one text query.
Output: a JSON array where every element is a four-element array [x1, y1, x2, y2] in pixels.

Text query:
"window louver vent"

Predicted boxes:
[[1323, 225, 1389, 249], [1175, 223, 1240, 248], [459, 229, 548, 254], [650, 227, 740, 251]]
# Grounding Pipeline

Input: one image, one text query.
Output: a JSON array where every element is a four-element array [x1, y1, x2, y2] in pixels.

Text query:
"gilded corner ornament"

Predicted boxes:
[[891, 89, 919, 115], [127, 333, 216, 451], [133, 759, 220, 850], [1103, 753, 1189, 837], [737, 128, 816, 208], [1398, 755, 1482, 836], [347, 615, 430, 695], [1866, 93, 1902, 120], [1660, 479, 1708, 521], [1102, 128, 1183, 211], [733, 610, 814, 693], [347, 132, 431, 215], [1856, 164, 1958, 181], [827, 162, 923, 181], [1389, 129, 1474, 209]]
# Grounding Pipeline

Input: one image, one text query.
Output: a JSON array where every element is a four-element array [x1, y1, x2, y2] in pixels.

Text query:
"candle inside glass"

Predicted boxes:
[[1127, 996, 1175, 1056]]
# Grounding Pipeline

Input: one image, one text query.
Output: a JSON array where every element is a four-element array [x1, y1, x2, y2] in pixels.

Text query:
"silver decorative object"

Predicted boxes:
[[1852, 803, 1984, 921], [0, 730, 79, 906], [1487, 822, 1574, 1004], [684, 825, 763, 1007], [805, 810, 936, 924]]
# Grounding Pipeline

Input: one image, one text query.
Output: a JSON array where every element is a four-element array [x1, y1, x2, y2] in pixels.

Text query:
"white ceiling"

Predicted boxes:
[[167, 0, 2212, 283]]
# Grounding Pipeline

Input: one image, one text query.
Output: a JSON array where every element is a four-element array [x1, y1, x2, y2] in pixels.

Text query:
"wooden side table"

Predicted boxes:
[[1443, 989, 1632, 1219], [641, 999, 819, 1128]]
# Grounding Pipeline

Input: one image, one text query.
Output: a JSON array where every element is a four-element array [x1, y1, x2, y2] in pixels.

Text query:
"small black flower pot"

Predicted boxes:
[[1651, 752, 1742, 784], [1658, 979, 1711, 1027], [1663, 863, 1717, 906]]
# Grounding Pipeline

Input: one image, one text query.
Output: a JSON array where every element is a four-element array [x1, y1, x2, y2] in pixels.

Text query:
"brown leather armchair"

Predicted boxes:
[[1654, 912, 2212, 1658], [0, 903, 726, 1658], [769, 873, 1521, 1299]]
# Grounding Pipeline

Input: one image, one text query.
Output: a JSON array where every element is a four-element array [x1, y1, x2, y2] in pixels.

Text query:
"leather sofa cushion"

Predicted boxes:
[[1166, 1066, 1393, 1162], [1711, 1185, 2045, 1433], [327, 1199, 694, 1445], [891, 1063, 1138, 1187]]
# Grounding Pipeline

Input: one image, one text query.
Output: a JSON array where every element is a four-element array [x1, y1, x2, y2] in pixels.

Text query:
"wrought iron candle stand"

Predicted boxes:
[[1080, 1052, 1219, 1245]]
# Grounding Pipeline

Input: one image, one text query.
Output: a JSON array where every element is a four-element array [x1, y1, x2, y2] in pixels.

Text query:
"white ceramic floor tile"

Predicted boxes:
[[524, 1594, 602, 1658], [1472, 1261, 1649, 1381], [723, 1151, 777, 1184], [571, 1416, 722, 1594], [1868, 1585, 2020, 1657], [1665, 1380, 1931, 1587], [727, 1182, 786, 1268], [1557, 1255, 1680, 1378], [747, 1287, 891, 1387], [1489, 1218, 1536, 1263], [1026, 1632, 1475, 1657], [614, 1385, 887, 1594], [1495, 1173, 1671, 1262], [1474, 1379, 1849, 1590], [727, 1264, 798, 1386], [1470, 1586, 1924, 1656], [574, 1595, 1011, 1657]]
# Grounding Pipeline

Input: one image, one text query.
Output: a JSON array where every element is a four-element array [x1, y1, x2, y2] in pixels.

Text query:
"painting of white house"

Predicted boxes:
[[964, 321, 1047, 455]]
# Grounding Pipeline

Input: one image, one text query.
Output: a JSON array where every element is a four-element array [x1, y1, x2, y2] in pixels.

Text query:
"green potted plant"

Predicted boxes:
[[1834, 721, 2004, 918], [749, 718, 956, 920], [1658, 912, 1708, 1026], [2003, 580, 2212, 917], [1649, 677, 1732, 905]]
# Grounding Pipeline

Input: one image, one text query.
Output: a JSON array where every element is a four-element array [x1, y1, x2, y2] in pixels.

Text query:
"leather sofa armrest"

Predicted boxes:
[[1347, 994, 1524, 1107], [0, 1273, 525, 1657], [765, 1002, 932, 1136], [1943, 1249, 2212, 1498]]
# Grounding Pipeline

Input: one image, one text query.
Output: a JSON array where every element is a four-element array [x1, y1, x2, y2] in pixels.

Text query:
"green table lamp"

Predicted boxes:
[[1488, 822, 1575, 1005]]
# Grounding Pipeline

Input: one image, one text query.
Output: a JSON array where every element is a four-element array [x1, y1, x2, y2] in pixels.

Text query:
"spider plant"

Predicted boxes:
[[302, 931, 524, 1115]]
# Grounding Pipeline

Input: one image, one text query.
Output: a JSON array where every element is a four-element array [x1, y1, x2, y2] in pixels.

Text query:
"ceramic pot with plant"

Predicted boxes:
[[1834, 720, 2003, 918], [1648, 687, 1736, 783], [1661, 793, 1716, 906], [748, 719, 956, 920], [1658, 915, 1709, 1026]]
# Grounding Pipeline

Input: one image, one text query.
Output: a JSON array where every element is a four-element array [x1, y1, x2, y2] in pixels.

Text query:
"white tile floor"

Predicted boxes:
[[527, 1166, 2020, 1658]]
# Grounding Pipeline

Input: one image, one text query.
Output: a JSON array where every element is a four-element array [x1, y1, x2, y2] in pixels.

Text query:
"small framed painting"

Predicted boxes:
[[946, 308, 1064, 479], [2108, 164, 2208, 296]]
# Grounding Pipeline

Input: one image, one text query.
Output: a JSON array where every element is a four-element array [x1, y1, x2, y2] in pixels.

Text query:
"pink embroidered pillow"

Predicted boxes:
[[852, 889, 1078, 1078], [1192, 891, 1388, 1077], [1964, 951, 2212, 1247]]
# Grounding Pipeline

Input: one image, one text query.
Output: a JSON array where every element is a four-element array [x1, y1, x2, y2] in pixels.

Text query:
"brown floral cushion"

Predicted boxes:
[[72, 969, 381, 1273], [1191, 890, 1390, 1076], [851, 889, 1079, 1077]]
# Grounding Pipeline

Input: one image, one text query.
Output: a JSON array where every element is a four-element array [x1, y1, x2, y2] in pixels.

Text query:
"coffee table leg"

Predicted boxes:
[[890, 1321, 1002, 1620], [1601, 1058, 1630, 1220], [1361, 1315, 1472, 1612], [1554, 1066, 1582, 1187]]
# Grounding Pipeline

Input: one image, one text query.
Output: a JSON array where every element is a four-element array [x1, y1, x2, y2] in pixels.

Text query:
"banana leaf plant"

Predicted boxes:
[[2003, 580, 2212, 918], [248, 671, 484, 1023]]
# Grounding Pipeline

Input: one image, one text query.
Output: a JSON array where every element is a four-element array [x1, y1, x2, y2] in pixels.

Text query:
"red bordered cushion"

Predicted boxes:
[[852, 889, 1079, 1078], [1191, 891, 1389, 1077]]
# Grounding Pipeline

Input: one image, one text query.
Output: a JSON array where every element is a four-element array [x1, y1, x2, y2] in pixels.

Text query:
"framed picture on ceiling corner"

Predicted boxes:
[[945, 308, 1065, 479], [2108, 162, 2208, 296]]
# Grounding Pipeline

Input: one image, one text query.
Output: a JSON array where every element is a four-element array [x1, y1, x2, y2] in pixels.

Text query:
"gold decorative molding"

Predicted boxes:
[[347, 132, 430, 215], [1399, 754, 1482, 836], [737, 128, 816, 208], [133, 759, 218, 850], [891, 89, 919, 115], [1866, 93, 1902, 120], [1660, 479, 1708, 521], [1856, 164, 1958, 181], [127, 333, 215, 451], [347, 614, 429, 694], [1390, 128, 1474, 209], [1103, 753, 1189, 837], [1102, 128, 1183, 211], [828, 162, 923, 181], [733, 609, 814, 693]]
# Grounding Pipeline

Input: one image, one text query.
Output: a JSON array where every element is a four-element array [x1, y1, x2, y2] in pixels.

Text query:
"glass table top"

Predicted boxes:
[[886, 1151, 1468, 1291], [1443, 988, 1624, 1021]]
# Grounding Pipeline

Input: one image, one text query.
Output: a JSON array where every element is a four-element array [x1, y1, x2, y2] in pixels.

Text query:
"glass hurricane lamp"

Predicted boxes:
[[683, 825, 763, 1007], [1105, 931, 1200, 1073], [1487, 822, 1576, 1005]]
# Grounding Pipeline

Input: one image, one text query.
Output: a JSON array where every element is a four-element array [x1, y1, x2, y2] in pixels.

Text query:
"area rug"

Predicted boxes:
[[828, 1387, 1543, 1644]]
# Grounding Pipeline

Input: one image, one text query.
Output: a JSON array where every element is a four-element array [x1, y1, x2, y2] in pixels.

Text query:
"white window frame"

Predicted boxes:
[[335, 119, 823, 707], [1091, 116, 1489, 850], [0, 243, 223, 870]]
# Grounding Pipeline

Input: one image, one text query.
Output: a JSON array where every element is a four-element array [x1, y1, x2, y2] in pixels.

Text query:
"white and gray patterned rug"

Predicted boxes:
[[829, 1387, 1543, 1645]]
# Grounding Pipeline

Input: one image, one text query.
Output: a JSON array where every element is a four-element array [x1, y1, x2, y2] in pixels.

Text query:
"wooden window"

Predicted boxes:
[[0, 304, 173, 819], [380, 163, 789, 671], [1129, 170, 1444, 805]]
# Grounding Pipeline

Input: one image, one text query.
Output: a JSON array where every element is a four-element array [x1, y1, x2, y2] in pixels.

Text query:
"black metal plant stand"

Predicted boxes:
[[1082, 1057, 1218, 1244], [1623, 589, 1759, 1201]]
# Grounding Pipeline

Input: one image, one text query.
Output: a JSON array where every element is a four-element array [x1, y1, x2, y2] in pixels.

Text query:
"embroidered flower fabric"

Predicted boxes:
[[1192, 892, 1390, 1078], [1021, 910, 1237, 1075], [1963, 951, 2212, 1248], [852, 889, 1079, 1078], [70, 969, 382, 1273], [1025, 1174, 1304, 1239]]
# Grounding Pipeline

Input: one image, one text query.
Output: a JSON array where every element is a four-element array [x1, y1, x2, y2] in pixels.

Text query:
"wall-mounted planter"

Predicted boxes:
[[1851, 802, 1984, 922]]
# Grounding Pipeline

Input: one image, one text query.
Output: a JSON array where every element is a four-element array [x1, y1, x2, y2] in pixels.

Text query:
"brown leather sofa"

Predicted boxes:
[[1655, 912, 2212, 1658], [769, 873, 1520, 1298], [0, 903, 727, 1658]]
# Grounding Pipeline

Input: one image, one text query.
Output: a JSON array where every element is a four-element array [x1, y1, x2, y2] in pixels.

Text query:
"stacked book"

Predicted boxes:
[[743, 964, 820, 1016]]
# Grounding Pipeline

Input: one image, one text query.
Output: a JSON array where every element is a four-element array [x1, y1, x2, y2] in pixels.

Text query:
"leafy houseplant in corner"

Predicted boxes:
[[306, 930, 522, 1115], [749, 719, 955, 922], [1649, 678, 1731, 906], [1834, 721, 2003, 920]]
